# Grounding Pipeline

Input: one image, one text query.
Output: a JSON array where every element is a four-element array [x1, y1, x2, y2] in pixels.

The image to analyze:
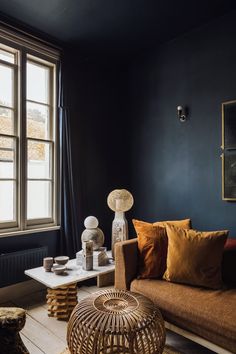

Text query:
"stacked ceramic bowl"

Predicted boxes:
[[52, 256, 69, 275]]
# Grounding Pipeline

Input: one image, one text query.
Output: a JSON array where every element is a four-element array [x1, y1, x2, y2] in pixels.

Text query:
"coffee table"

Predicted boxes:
[[24, 251, 115, 320]]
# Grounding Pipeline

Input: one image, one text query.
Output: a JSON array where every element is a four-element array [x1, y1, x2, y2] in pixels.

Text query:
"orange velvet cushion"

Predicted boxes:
[[163, 224, 229, 289], [132, 218, 191, 279], [154, 218, 191, 229]]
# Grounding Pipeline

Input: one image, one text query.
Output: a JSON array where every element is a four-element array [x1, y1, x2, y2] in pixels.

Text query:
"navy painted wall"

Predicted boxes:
[[128, 11, 236, 237], [0, 230, 58, 255], [0, 218, 59, 269]]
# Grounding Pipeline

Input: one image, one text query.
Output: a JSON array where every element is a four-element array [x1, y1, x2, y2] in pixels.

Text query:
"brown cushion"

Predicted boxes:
[[222, 238, 236, 285], [163, 225, 229, 289], [132, 218, 191, 279]]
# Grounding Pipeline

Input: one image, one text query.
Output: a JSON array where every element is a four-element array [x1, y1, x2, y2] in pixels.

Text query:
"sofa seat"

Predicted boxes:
[[131, 279, 236, 353]]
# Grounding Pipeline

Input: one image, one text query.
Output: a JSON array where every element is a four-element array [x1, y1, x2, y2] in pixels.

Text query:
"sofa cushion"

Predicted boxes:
[[153, 218, 191, 229], [132, 218, 191, 279], [131, 278, 236, 353], [223, 238, 236, 285], [134, 224, 167, 279], [163, 225, 228, 289]]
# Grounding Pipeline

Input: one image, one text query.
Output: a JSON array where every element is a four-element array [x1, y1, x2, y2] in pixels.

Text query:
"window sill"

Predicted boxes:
[[0, 225, 61, 238]]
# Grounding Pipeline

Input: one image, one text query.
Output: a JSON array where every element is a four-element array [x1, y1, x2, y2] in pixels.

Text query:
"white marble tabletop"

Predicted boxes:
[[25, 253, 115, 289]]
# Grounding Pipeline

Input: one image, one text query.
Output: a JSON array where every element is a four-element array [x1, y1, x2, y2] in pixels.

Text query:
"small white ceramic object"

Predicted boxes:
[[52, 264, 66, 275], [43, 257, 54, 272], [84, 216, 99, 229], [54, 256, 69, 265]]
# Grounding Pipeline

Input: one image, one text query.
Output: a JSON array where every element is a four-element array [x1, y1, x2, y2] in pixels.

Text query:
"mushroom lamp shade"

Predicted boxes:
[[107, 189, 134, 258]]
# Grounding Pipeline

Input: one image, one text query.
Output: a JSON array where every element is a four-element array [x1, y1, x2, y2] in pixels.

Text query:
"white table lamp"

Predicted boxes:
[[107, 189, 134, 258]]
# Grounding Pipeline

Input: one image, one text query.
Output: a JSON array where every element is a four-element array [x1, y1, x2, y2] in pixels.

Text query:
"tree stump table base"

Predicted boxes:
[[46, 283, 78, 320], [0, 307, 29, 354]]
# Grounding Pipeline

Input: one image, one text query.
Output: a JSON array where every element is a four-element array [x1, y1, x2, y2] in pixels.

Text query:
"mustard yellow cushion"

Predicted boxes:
[[163, 224, 229, 289], [154, 218, 191, 229], [132, 218, 191, 279]]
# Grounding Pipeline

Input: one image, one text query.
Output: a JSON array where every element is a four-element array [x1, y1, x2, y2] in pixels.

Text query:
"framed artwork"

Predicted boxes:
[[222, 100, 236, 149], [222, 151, 236, 200], [222, 100, 236, 200]]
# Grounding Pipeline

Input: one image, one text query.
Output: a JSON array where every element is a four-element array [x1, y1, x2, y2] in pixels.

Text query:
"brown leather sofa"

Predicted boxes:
[[115, 238, 236, 354]]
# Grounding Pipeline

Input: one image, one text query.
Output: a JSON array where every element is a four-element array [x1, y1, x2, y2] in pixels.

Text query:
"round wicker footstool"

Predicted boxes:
[[0, 307, 29, 354], [67, 289, 166, 354]]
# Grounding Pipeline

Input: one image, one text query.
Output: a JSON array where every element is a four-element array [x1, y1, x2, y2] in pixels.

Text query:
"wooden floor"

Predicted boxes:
[[1, 284, 215, 354]]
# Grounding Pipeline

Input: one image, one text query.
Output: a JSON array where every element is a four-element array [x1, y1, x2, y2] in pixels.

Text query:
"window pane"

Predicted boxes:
[[28, 140, 51, 179], [0, 64, 14, 107], [0, 50, 15, 64], [27, 102, 50, 139], [0, 136, 15, 178], [0, 181, 16, 222], [0, 107, 14, 135], [27, 62, 49, 104], [27, 181, 52, 219]]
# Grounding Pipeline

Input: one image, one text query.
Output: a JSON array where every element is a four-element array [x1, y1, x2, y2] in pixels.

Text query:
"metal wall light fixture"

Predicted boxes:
[[177, 105, 187, 122]]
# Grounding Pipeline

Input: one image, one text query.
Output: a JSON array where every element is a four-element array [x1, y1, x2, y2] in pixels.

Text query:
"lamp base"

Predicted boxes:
[[111, 212, 128, 258]]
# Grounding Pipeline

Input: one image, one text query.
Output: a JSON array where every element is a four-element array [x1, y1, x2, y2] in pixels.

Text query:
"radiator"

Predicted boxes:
[[0, 246, 48, 287]]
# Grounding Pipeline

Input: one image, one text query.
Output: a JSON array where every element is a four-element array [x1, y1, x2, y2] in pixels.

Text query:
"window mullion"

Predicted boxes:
[[0, 133, 17, 139], [27, 137, 53, 144], [13, 51, 19, 229], [27, 99, 51, 108], [0, 59, 17, 68], [0, 104, 15, 111], [20, 49, 27, 231], [27, 178, 52, 181]]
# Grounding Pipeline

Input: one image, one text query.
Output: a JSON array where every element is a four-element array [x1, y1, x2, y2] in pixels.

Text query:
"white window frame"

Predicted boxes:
[[0, 26, 60, 236], [0, 44, 19, 230]]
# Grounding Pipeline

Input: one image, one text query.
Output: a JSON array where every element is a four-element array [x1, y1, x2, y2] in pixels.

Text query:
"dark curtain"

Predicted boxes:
[[58, 61, 80, 258]]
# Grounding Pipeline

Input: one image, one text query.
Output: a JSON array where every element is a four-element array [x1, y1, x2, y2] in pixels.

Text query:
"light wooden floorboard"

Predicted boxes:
[[0, 285, 216, 354], [21, 334, 44, 354], [26, 306, 68, 342], [81, 285, 101, 294], [21, 315, 66, 354], [77, 286, 92, 300]]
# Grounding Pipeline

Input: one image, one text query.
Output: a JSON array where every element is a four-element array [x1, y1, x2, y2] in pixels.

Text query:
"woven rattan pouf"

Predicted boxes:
[[67, 289, 166, 354]]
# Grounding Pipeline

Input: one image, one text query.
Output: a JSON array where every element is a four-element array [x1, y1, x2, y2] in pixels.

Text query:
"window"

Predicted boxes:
[[0, 34, 59, 234]]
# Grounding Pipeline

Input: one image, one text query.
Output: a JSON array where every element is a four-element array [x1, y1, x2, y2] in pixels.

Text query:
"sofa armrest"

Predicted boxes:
[[115, 238, 138, 290]]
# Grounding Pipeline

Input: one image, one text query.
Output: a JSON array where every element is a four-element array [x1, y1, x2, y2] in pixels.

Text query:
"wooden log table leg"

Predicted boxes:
[[97, 270, 114, 287], [0, 307, 29, 354], [46, 283, 78, 320]]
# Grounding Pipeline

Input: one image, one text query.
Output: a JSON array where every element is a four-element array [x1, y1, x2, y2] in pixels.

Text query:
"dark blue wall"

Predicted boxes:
[[0, 230, 59, 255], [128, 11, 236, 237]]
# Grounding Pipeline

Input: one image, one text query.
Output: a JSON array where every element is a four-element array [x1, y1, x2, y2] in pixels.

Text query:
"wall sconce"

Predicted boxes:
[[177, 106, 187, 122]]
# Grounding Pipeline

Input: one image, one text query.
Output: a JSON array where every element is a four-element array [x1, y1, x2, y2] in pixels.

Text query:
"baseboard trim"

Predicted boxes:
[[0, 280, 46, 303], [165, 321, 233, 354]]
